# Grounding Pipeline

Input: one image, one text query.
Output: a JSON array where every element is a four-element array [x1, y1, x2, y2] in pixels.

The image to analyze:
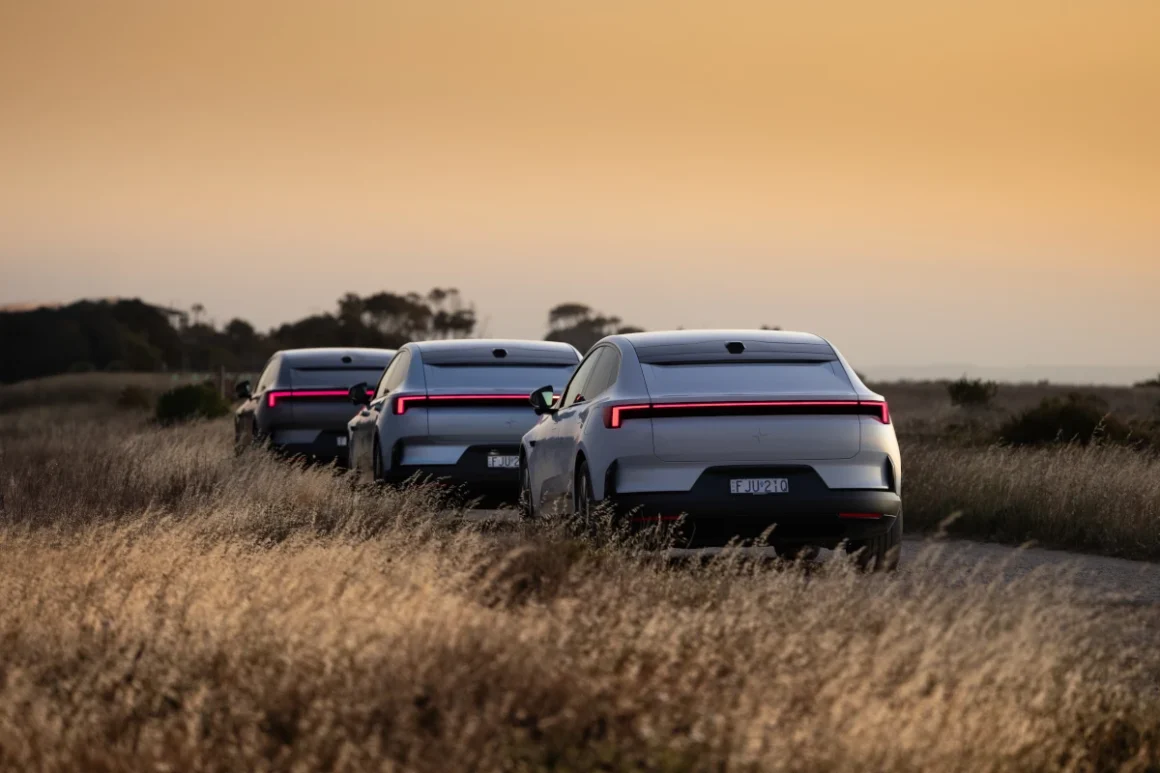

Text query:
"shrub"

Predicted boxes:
[[1135, 373, 1160, 388], [116, 385, 154, 412], [997, 393, 1147, 448], [155, 383, 230, 424], [947, 377, 998, 408]]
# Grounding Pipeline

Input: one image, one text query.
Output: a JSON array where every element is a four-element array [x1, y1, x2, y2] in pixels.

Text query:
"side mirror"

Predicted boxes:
[[348, 382, 371, 406], [529, 385, 556, 415], [234, 380, 252, 400]]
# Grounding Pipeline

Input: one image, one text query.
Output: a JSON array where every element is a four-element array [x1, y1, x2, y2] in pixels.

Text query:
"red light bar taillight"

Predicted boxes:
[[267, 389, 372, 408], [860, 400, 890, 424], [393, 394, 539, 415], [604, 400, 891, 428]]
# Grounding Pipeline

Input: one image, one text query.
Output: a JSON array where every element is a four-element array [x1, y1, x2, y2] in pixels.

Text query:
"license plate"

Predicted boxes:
[[336, 436, 348, 447], [730, 478, 789, 495], [487, 455, 520, 469]]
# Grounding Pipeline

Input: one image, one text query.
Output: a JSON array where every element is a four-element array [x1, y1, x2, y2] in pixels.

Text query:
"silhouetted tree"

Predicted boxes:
[[544, 303, 642, 353]]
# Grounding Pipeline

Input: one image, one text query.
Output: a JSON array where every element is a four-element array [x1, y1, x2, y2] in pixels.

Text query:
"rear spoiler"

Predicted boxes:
[[422, 347, 578, 367], [634, 340, 837, 365]]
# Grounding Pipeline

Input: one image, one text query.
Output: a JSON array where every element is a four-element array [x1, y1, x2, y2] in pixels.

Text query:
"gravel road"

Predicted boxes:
[[466, 509, 1160, 604], [900, 536, 1160, 605]]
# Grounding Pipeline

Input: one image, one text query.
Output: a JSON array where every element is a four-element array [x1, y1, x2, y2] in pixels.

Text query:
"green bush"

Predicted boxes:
[[998, 393, 1150, 449], [155, 383, 230, 425], [947, 377, 998, 407], [116, 385, 154, 412]]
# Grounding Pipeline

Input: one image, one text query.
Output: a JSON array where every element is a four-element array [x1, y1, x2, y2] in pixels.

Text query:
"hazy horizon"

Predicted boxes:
[[2, 0, 1157, 373]]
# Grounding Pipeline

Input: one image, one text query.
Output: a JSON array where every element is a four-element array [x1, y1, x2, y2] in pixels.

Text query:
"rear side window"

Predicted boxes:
[[289, 368, 388, 389], [424, 364, 576, 391], [641, 361, 853, 396], [377, 350, 411, 398], [579, 347, 620, 401], [256, 357, 280, 393]]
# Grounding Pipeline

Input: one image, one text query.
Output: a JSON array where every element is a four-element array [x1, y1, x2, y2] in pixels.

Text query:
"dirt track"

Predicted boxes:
[[468, 509, 1160, 604], [901, 536, 1160, 605]]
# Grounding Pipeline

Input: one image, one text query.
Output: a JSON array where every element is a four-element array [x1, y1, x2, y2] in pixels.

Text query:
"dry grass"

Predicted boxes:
[[873, 380, 1160, 441], [903, 440, 1160, 559], [0, 372, 235, 414], [2, 411, 1160, 770]]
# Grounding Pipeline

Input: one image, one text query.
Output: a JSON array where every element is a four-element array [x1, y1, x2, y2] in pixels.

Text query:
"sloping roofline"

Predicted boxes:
[[279, 347, 396, 366], [617, 329, 828, 348]]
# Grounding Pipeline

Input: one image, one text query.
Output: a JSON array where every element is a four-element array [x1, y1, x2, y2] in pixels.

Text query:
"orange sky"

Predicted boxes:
[[1, 0, 1157, 373]]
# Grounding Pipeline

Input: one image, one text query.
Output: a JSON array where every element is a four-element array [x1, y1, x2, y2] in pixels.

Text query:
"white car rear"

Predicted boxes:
[[519, 330, 901, 566]]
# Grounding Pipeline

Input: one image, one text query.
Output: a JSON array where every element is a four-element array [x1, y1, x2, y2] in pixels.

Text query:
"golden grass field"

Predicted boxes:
[[1, 377, 1159, 770]]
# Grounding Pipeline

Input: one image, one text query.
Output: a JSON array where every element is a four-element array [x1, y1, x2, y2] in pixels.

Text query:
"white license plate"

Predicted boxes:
[[730, 478, 789, 495], [487, 455, 520, 469], [336, 436, 348, 447]]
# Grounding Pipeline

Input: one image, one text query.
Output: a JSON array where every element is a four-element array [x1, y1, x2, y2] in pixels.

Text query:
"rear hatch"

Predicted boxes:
[[636, 339, 862, 463], [283, 365, 387, 431], [422, 356, 577, 444]]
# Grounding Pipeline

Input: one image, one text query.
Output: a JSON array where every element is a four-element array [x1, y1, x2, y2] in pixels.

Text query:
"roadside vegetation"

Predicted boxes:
[[1, 408, 1159, 771]]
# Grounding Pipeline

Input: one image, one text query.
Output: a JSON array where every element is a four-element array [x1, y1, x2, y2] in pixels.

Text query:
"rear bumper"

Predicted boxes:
[[609, 464, 901, 548], [385, 445, 521, 504], [270, 429, 349, 464]]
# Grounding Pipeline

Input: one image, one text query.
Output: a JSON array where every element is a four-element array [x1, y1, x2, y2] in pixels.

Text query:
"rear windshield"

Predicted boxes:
[[424, 364, 576, 391], [290, 368, 386, 389], [641, 361, 852, 396]]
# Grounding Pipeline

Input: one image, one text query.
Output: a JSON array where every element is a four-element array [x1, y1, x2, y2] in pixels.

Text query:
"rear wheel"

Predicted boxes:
[[372, 437, 385, 485], [574, 461, 596, 535], [518, 458, 535, 520], [853, 510, 903, 572]]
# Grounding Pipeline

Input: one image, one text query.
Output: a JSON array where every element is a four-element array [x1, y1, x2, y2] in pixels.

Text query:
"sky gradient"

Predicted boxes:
[[1, 0, 1157, 376]]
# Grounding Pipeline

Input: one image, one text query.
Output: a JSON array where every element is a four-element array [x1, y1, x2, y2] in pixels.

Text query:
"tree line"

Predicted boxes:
[[0, 290, 642, 384]]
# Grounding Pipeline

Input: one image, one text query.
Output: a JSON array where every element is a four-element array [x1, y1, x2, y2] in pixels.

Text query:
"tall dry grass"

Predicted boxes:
[[1, 411, 1160, 770], [873, 380, 1160, 441], [903, 440, 1160, 559]]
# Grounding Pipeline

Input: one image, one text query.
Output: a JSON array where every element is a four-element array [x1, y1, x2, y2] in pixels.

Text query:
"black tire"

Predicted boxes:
[[372, 437, 385, 485], [574, 461, 596, 535], [854, 510, 903, 572], [518, 458, 535, 520]]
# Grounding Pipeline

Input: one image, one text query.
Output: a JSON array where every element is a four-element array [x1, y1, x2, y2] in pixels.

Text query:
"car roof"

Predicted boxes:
[[618, 329, 828, 347], [615, 330, 835, 363], [410, 339, 580, 365], [278, 347, 396, 367]]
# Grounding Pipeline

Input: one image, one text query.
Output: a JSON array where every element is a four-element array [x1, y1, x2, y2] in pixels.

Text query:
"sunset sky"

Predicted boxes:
[[1, 0, 1157, 376]]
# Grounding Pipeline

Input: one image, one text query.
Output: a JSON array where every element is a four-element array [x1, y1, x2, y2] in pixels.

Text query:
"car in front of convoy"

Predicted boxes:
[[518, 330, 902, 567]]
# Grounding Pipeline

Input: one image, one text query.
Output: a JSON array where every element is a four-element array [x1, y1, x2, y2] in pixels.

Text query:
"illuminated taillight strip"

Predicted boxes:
[[267, 389, 373, 408], [605, 400, 890, 428], [393, 394, 542, 415]]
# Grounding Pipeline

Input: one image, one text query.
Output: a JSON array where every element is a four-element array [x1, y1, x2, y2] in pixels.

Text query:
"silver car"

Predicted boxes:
[[346, 339, 580, 501], [235, 347, 395, 464], [519, 330, 902, 565]]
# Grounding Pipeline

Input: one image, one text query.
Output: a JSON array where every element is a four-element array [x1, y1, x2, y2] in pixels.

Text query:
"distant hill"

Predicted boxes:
[[865, 364, 1157, 387]]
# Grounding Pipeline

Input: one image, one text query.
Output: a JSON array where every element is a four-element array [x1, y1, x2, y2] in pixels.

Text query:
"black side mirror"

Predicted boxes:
[[529, 385, 556, 415], [234, 380, 252, 400], [348, 382, 371, 406]]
